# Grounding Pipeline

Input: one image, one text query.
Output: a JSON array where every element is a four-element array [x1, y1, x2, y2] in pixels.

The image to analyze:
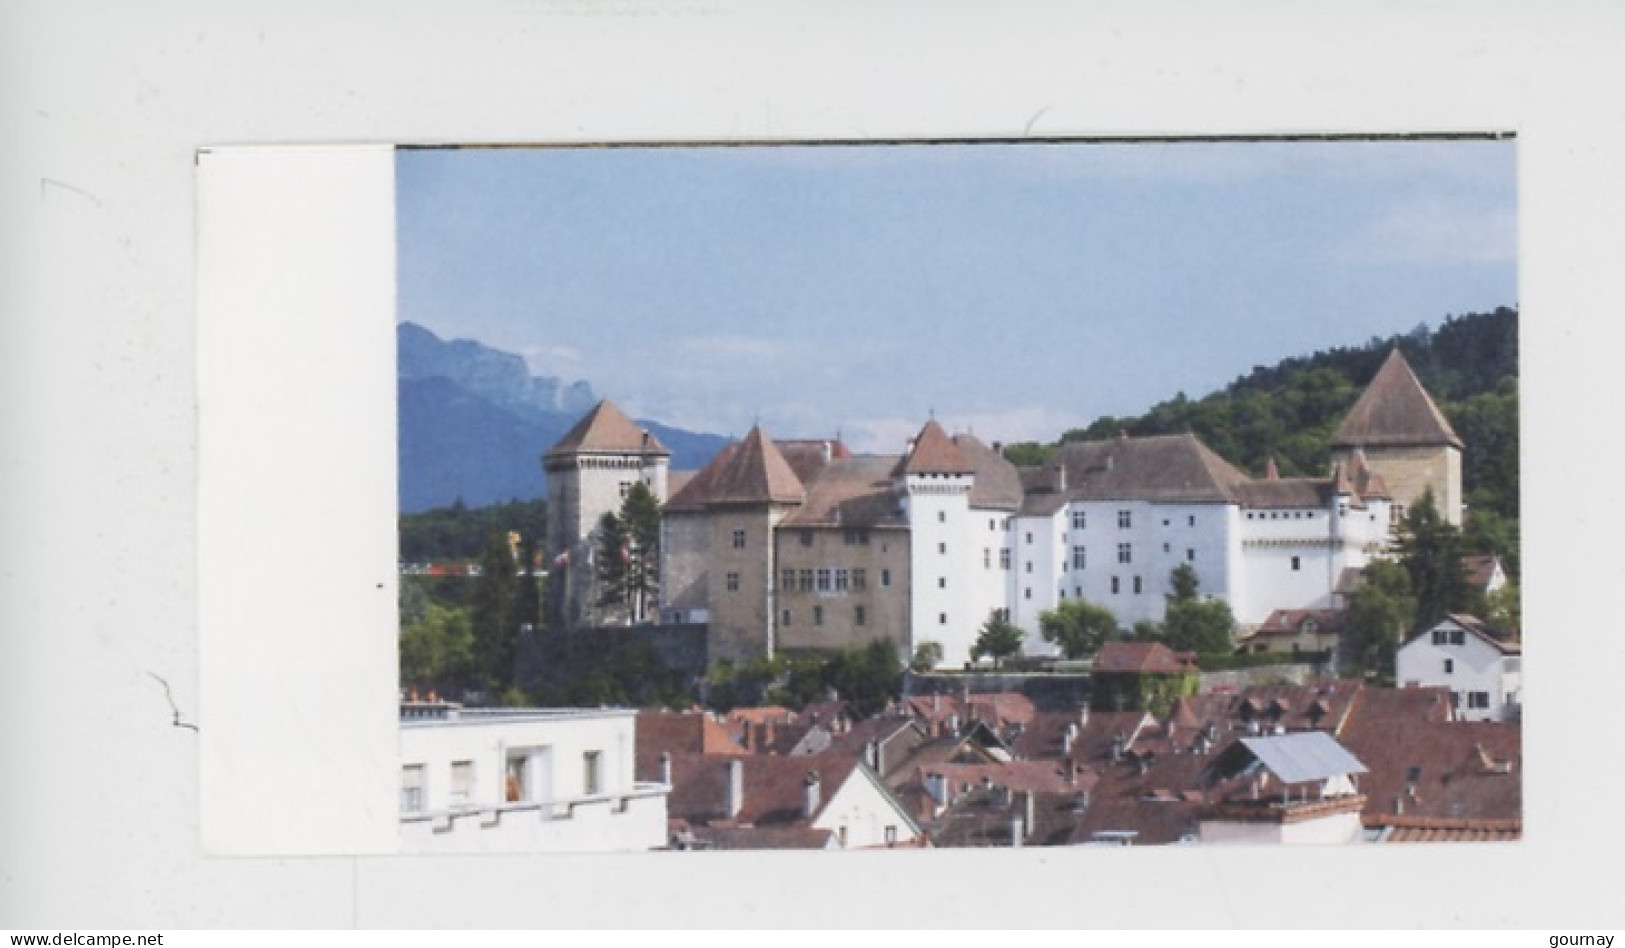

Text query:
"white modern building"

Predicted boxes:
[[399, 704, 669, 853], [1396, 614, 1522, 722]]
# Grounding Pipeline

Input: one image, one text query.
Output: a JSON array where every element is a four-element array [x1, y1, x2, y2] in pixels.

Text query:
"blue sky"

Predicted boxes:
[[397, 139, 1516, 453]]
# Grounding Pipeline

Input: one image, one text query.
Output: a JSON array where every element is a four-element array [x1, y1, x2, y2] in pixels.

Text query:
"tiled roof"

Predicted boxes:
[[957, 434, 1024, 511], [928, 787, 1091, 848], [687, 824, 838, 850], [661, 751, 862, 827], [779, 456, 907, 528], [1339, 718, 1521, 828], [901, 420, 973, 475], [775, 439, 853, 485], [1252, 608, 1347, 637], [1233, 479, 1334, 509], [1330, 349, 1464, 449], [544, 399, 670, 460], [1405, 614, 1521, 655], [665, 426, 804, 508], [1049, 433, 1251, 504], [634, 712, 746, 780], [1094, 641, 1198, 674], [1372, 818, 1522, 842]]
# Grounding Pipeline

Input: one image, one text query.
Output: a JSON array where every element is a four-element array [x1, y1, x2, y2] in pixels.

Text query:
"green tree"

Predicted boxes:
[[1038, 599, 1117, 660], [1483, 581, 1521, 633], [910, 640, 945, 673], [470, 532, 520, 692], [1164, 598, 1237, 655], [971, 611, 1024, 667], [1168, 563, 1200, 602], [593, 510, 631, 621], [1394, 489, 1474, 628], [400, 599, 474, 693], [620, 482, 662, 623], [1343, 558, 1416, 679], [823, 638, 904, 717]]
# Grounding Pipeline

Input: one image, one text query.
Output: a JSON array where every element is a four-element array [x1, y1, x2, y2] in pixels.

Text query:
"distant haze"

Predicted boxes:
[[397, 139, 1517, 453]]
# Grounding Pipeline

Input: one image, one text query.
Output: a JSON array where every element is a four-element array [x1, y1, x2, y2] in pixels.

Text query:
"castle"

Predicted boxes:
[[543, 349, 1463, 668]]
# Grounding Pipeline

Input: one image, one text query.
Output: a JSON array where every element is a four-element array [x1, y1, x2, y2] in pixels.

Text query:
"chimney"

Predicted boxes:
[[1023, 790, 1036, 839], [726, 759, 743, 819], [1265, 457, 1280, 480], [802, 771, 822, 819], [992, 441, 1003, 456], [821, 440, 833, 464], [1052, 464, 1067, 493], [1110, 735, 1125, 762], [764, 720, 776, 749], [1079, 707, 1089, 728], [1009, 817, 1024, 849], [948, 713, 960, 734], [659, 752, 672, 786], [1062, 724, 1077, 756], [865, 739, 881, 772]]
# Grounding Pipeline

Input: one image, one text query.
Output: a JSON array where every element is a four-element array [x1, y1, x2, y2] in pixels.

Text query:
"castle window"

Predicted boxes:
[[1163, 543, 1170, 553], [1000, 549, 1011, 570], [781, 569, 795, 591], [852, 569, 867, 590], [799, 569, 813, 592], [939, 542, 947, 554], [1026, 532, 1033, 545], [1072, 511, 1086, 530], [1024, 588, 1032, 600], [881, 569, 891, 587], [1188, 516, 1195, 527], [782, 609, 791, 627], [938, 511, 946, 524], [1468, 691, 1490, 710], [618, 482, 632, 498], [726, 572, 739, 592], [836, 569, 850, 591], [1133, 576, 1142, 594], [814, 605, 824, 626], [1111, 577, 1120, 594], [984, 548, 991, 569], [1443, 658, 1454, 675], [1117, 543, 1132, 564], [732, 529, 746, 549], [1186, 548, 1195, 562], [938, 576, 947, 589], [817, 569, 832, 592], [1072, 546, 1086, 569], [1118, 510, 1131, 529], [990, 519, 996, 531], [939, 613, 947, 625], [803, 530, 814, 547], [1290, 556, 1300, 571], [855, 605, 866, 626]]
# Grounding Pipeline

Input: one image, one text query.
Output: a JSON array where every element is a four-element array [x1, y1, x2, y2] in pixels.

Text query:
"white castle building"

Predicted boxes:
[[544, 349, 1464, 669]]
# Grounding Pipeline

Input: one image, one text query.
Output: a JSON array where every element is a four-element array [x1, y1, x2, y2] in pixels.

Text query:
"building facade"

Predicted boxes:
[[553, 350, 1462, 669], [398, 704, 669, 853]]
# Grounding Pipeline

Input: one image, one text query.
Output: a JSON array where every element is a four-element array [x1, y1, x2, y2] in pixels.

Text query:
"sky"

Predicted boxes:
[[396, 138, 1517, 454]]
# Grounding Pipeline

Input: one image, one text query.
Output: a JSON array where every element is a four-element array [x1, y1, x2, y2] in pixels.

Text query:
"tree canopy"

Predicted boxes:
[[971, 611, 1025, 667], [1038, 599, 1117, 660]]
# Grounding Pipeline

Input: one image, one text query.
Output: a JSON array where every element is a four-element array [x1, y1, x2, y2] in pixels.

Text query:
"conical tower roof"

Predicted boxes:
[[1330, 349, 1463, 449], [545, 399, 671, 460], [702, 426, 805, 505], [900, 419, 973, 475]]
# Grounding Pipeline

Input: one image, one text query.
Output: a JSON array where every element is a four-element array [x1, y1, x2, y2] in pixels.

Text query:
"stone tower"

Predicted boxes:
[[543, 400, 670, 630], [1329, 348, 1464, 526]]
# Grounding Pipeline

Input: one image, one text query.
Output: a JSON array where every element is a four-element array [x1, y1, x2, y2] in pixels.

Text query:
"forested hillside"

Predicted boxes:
[[1006, 307, 1519, 567]]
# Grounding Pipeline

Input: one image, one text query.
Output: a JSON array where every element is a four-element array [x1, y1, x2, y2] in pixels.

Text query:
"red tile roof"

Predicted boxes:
[[901, 419, 974, 475], [544, 399, 670, 460], [635, 712, 746, 779], [1093, 641, 1198, 674], [666, 426, 805, 508], [1339, 719, 1521, 828], [1330, 349, 1464, 450], [1045, 433, 1251, 505], [778, 456, 907, 528], [1253, 608, 1347, 638]]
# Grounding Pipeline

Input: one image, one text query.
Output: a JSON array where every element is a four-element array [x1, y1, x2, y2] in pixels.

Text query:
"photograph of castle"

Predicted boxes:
[[394, 139, 1520, 852]]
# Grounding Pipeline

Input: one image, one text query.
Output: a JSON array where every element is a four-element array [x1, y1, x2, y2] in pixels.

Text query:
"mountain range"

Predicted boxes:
[[398, 322, 731, 513]]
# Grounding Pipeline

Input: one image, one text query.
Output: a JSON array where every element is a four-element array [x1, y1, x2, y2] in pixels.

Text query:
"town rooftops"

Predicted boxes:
[[1234, 731, 1369, 785], [779, 455, 907, 529], [543, 398, 670, 461], [1330, 348, 1464, 450]]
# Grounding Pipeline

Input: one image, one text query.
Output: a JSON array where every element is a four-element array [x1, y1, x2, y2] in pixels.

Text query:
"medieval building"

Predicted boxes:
[[543, 349, 1466, 669]]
